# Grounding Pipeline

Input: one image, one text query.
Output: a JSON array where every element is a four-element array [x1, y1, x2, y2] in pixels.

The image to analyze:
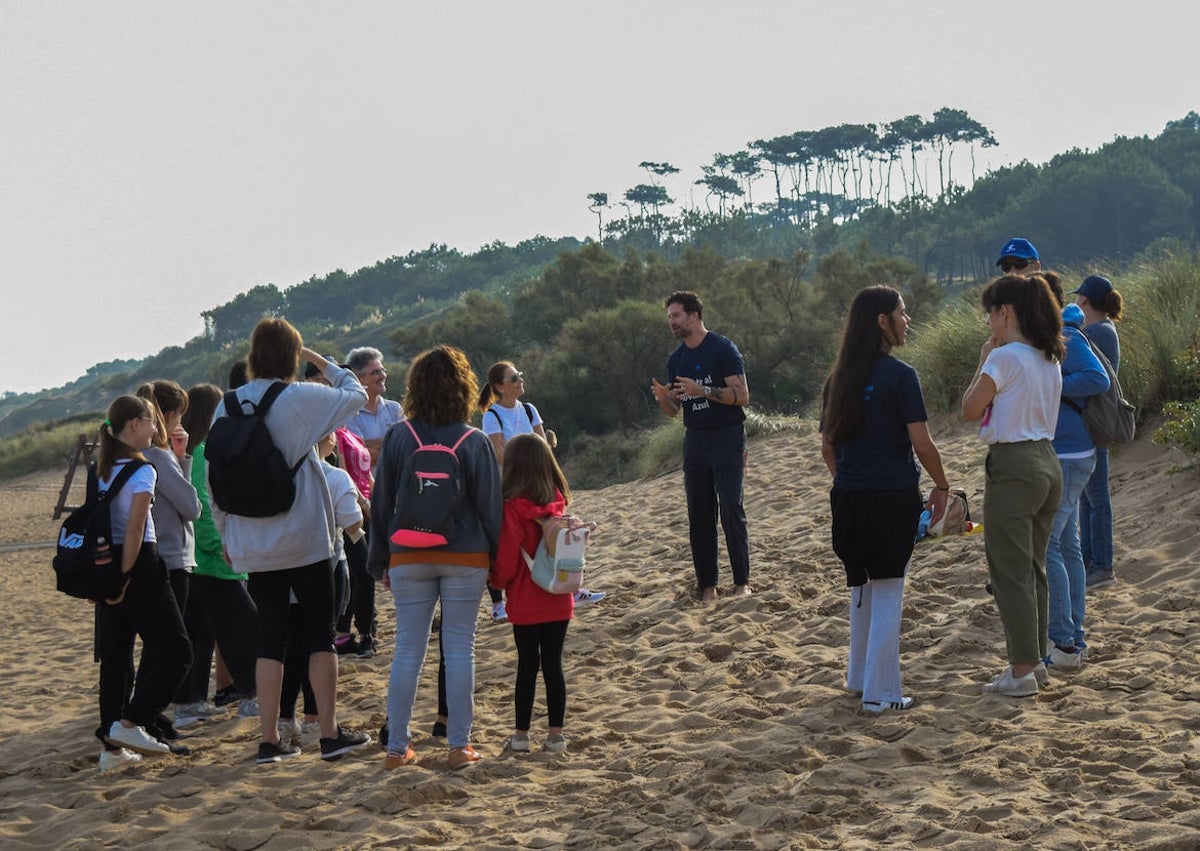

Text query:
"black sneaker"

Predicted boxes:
[[319, 726, 372, 761], [334, 634, 357, 655], [431, 720, 447, 738], [213, 686, 242, 708], [256, 740, 302, 764], [355, 636, 377, 659]]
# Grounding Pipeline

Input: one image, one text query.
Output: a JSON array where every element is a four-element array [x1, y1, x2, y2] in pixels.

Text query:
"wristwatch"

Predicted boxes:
[[703, 385, 713, 397]]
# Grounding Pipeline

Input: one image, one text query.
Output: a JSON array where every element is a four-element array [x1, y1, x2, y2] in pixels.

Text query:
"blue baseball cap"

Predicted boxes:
[[996, 238, 1039, 266], [1071, 275, 1113, 302]]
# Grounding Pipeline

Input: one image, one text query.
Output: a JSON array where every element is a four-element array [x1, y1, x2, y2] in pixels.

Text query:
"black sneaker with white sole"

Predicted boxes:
[[319, 726, 372, 761], [256, 740, 302, 764]]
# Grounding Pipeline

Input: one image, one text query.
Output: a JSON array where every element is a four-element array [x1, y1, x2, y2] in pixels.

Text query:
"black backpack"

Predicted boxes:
[[388, 420, 476, 548], [53, 459, 148, 601], [206, 382, 305, 517]]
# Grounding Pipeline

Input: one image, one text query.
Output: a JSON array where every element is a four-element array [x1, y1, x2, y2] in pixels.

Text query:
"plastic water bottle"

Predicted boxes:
[[94, 536, 112, 567]]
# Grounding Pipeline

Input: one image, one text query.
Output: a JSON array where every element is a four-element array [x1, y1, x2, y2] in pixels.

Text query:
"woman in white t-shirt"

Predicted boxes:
[[478, 361, 550, 465], [476, 361, 601, 622], [962, 274, 1064, 699]]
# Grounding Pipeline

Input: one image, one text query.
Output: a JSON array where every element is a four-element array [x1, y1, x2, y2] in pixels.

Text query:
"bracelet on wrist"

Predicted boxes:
[[935, 485, 950, 491]]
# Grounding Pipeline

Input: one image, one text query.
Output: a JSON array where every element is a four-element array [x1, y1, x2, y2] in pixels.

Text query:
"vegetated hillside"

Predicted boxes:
[[4, 111, 1199, 440]]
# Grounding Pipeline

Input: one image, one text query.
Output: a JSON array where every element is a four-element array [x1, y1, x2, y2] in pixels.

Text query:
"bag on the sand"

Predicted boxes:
[[927, 488, 970, 537], [1062, 330, 1136, 448], [522, 516, 591, 595], [206, 382, 304, 517], [388, 420, 476, 548], [53, 459, 147, 601]]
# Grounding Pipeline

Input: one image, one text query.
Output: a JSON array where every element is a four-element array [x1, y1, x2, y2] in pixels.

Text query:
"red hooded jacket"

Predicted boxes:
[[490, 491, 574, 625]]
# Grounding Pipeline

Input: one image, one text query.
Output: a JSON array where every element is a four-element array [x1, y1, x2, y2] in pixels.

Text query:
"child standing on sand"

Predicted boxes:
[[93, 394, 192, 769], [490, 433, 593, 753]]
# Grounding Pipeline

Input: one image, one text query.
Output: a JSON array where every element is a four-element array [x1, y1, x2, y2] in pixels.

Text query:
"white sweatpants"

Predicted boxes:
[[846, 574, 906, 705]]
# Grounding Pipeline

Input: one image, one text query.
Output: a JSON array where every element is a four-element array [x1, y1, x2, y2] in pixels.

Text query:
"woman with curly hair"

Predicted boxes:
[[370, 345, 502, 770]]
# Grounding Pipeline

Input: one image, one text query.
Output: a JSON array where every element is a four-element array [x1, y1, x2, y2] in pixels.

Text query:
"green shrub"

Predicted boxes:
[[902, 298, 985, 413], [0, 415, 101, 480], [1154, 400, 1200, 463]]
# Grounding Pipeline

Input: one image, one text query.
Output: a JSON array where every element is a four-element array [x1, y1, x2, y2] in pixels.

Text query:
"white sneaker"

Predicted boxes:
[[861, 697, 915, 714], [238, 697, 260, 718], [99, 747, 143, 772], [1032, 661, 1050, 688], [491, 601, 508, 623], [573, 589, 606, 607], [543, 733, 567, 752], [106, 721, 170, 755], [982, 667, 1039, 697], [175, 701, 223, 728], [278, 718, 302, 743], [1048, 646, 1082, 671]]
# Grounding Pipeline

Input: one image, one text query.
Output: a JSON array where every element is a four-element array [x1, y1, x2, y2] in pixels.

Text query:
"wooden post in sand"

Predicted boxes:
[[53, 433, 98, 519]]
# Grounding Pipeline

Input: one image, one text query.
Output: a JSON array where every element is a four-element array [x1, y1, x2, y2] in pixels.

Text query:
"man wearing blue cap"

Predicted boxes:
[[995, 238, 1042, 275]]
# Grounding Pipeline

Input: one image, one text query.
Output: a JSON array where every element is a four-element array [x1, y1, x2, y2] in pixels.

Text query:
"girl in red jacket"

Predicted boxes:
[[490, 433, 588, 753]]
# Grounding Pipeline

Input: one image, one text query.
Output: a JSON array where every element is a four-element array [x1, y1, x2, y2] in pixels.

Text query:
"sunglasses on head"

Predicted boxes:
[[998, 258, 1031, 273], [507, 371, 525, 383]]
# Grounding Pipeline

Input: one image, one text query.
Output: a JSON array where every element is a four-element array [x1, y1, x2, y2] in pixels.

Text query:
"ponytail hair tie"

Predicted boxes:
[[103, 418, 115, 438]]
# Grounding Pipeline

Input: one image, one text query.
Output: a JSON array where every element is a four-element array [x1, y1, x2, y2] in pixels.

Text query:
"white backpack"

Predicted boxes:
[[521, 517, 592, 595]]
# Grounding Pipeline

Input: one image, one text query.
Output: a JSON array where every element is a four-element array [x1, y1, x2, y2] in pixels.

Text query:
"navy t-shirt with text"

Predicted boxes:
[[831, 354, 927, 491], [666, 332, 746, 431]]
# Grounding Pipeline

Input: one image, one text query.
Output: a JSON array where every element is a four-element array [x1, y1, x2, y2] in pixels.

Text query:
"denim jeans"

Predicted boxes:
[[1079, 448, 1113, 571], [387, 563, 487, 751], [1046, 455, 1096, 651]]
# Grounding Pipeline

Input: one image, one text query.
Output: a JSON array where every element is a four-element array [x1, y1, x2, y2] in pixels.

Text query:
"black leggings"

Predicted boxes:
[[95, 543, 192, 739], [335, 532, 376, 637], [179, 574, 258, 701], [281, 604, 318, 720], [512, 620, 569, 730]]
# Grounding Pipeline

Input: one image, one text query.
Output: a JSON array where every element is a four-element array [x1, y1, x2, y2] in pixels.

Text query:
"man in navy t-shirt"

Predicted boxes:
[[650, 291, 751, 601]]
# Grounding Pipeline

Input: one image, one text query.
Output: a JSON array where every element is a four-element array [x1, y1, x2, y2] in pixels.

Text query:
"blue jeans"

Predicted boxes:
[[1079, 448, 1113, 571], [1047, 455, 1095, 651], [387, 563, 487, 751]]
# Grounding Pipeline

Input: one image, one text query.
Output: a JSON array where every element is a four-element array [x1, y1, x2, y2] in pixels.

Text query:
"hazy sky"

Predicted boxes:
[[2, 1, 1195, 394]]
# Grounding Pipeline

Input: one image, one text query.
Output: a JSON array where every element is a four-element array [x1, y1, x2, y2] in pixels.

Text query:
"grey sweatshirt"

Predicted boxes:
[[144, 446, 201, 570], [209, 362, 368, 574]]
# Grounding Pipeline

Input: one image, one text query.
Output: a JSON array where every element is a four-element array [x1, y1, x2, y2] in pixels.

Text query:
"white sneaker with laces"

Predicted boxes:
[[1048, 646, 1082, 671], [573, 589, 606, 607], [278, 718, 302, 743], [107, 721, 170, 755], [861, 697, 915, 714], [982, 667, 1039, 697], [99, 748, 143, 771], [238, 697, 260, 718], [491, 601, 508, 623], [175, 701, 223, 728]]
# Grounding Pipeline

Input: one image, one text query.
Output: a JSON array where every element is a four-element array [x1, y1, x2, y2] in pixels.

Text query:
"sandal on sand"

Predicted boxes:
[[384, 745, 417, 769], [448, 745, 481, 770]]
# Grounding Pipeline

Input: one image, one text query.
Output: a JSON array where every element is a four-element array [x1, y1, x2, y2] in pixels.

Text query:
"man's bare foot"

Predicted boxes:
[[700, 587, 718, 602], [732, 584, 751, 597]]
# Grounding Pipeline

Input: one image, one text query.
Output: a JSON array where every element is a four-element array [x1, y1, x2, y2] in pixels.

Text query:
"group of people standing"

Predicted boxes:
[[87, 249, 1126, 773], [819, 236, 1124, 711], [89, 319, 602, 772]]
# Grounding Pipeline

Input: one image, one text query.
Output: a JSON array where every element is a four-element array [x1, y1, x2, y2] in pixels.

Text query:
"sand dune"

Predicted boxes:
[[2, 416, 1199, 849]]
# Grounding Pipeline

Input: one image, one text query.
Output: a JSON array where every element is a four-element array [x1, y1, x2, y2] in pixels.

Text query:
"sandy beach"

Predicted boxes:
[[2, 415, 1199, 850]]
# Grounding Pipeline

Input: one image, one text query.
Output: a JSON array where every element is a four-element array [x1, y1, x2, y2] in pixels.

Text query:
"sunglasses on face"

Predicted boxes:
[[507, 372, 524, 383], [998, 258, 1030, 273]]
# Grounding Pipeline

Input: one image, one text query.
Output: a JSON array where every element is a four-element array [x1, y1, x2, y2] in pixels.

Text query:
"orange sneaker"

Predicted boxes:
[[447, 745, 481, 770], [384, 745, 417, 769]]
